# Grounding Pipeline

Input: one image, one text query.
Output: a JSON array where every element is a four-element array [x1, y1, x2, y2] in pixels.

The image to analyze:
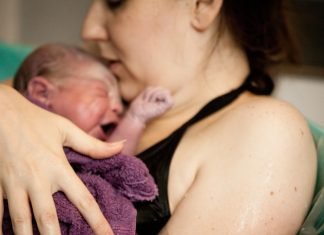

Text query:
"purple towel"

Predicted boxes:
[[3, 149, 158, 235]]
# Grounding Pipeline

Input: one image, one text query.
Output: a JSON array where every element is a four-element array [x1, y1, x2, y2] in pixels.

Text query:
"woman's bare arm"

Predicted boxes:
[[160, 98, 316, 235]]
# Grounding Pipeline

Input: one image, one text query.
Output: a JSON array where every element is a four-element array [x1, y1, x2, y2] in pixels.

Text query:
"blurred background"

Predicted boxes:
[[0, 0, 323, 124]]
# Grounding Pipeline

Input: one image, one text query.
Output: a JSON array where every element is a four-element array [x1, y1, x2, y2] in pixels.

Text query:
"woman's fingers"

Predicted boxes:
[[59, 118, 124, 159], [59, 170, 114, 235], [29, 185, 61, 235], [5, 188, 33, 235]]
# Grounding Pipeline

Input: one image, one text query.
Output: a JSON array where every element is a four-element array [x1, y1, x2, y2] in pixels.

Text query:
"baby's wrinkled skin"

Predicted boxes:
[[27, 60, 173, 155]]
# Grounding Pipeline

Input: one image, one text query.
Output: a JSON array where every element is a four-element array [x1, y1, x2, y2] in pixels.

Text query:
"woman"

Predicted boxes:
[[0, 0, 317, 234]]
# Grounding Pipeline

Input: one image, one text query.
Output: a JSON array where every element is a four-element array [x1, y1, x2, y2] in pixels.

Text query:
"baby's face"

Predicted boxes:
[[50, 62, 123, 140]]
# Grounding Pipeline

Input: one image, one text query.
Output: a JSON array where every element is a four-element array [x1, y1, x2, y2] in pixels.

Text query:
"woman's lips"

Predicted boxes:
[[108, 61, 121, 71]]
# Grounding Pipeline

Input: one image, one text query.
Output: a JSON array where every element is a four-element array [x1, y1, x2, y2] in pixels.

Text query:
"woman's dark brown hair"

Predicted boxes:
[[221, 0, 299, 93]]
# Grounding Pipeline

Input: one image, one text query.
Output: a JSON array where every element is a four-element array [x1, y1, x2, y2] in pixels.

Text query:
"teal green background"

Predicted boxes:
[[0, 42, 32, 81]]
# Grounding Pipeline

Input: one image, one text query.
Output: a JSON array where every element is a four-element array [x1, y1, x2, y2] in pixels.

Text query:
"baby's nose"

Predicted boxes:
[[111, 101, 124, 116]]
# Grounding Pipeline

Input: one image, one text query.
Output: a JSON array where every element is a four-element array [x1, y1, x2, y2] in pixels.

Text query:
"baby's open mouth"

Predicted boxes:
[[101, 123, 117, 137]]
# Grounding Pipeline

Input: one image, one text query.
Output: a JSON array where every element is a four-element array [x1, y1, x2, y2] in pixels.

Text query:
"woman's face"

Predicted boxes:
[[50, 62, 123, 140], [82, 0, 196, 102]]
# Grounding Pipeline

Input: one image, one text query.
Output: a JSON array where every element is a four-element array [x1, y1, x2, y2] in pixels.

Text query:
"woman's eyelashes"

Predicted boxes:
[[105, 0, 124, 9]]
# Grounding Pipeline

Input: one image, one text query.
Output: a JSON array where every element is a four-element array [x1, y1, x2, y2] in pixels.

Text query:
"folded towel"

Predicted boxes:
[[66, 148, 158, 202], [3, 149, 158, 235]]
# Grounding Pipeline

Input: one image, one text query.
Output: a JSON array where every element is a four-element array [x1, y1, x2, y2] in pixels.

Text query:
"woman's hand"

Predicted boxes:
[[0, 85, 123, 235]]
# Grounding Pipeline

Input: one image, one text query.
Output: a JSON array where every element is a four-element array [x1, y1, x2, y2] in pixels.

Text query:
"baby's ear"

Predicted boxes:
[[27, 76, 56, 107]]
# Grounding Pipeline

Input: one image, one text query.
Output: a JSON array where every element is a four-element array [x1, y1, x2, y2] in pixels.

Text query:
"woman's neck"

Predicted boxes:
[[136, 30, 250, 153]]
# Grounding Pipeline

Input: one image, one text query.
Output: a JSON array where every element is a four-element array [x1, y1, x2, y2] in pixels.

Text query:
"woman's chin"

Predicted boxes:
[[120, 85, 142, 102]]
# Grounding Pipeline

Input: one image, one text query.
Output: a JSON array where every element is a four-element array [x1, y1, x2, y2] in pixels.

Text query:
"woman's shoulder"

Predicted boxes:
[[172, 96, 317, 234], [206, 96, 312, 141], [226, 95, 306, 125], [190, 95, 316, 165], [234, 96, 314, 152]]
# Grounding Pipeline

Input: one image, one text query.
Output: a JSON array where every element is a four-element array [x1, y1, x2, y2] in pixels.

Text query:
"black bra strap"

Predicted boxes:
[[181, 72, 273, 129]]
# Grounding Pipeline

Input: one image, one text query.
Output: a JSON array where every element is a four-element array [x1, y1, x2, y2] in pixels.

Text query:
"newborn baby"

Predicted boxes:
[[13, 43, 173, 155]]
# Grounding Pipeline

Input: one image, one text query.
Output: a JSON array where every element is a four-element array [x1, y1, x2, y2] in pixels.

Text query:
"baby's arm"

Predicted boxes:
[[108, 87, 173, 155]]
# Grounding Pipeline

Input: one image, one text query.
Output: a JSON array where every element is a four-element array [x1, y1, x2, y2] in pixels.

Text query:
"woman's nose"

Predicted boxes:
[[81, 1, 108, 41]]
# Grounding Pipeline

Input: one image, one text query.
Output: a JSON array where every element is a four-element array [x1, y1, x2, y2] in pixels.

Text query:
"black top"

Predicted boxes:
[[134, 73, 273, 235]]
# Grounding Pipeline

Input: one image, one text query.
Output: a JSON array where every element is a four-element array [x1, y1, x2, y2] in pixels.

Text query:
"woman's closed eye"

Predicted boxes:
[[105, 0, 124, 10]]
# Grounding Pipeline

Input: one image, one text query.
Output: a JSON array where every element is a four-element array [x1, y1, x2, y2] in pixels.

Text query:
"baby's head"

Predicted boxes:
[[13, 43, 123, 140]]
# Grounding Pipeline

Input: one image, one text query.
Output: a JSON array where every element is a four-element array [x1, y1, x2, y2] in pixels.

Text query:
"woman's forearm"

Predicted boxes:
[[0, 78, 13, 86]]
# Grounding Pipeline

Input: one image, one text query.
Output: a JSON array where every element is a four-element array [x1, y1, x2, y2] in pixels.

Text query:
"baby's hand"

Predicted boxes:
[[127, 87, 173, 124]]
